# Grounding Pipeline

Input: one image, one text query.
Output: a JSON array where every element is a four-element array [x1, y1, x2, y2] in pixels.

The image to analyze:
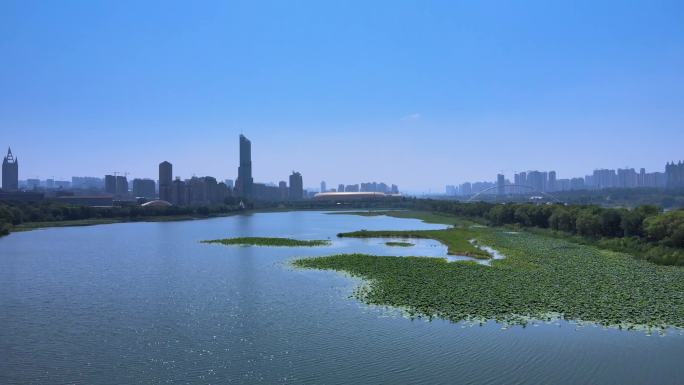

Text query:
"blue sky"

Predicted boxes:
[[1, 0, 683, 191]]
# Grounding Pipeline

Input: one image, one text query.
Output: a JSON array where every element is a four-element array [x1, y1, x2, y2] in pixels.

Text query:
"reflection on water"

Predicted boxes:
[[0, 211, 683, 385]]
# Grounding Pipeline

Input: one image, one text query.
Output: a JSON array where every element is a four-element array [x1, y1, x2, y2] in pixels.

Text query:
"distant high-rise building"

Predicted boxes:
[[279, 181, 288, 200], [361, 182, 379, 192], [592, 169, 617, 189], [378, 182, 389, 193], [338, 184, 345, 193], [548, 171, 557, 192], [320, 181, 326, 193], [526, 171, 546, 192], [104, 175, 116, 195], [391, 184, 399, 194], [289, 171, 303, 200], [2, 147, 19, 191], [54, 180, 71, 189], [225, 179, 234, 189], [217, 182, 230, 202], [132, 178, 156, 199], [187, 176, 211, 205], [496, 174, 505, 195], [26, 178, 40, 190], [115, 176, 129, 197], [104, 175, 128, 197], [514, 172, 527, 194], [171, 178, 187, 206], [617, 168, 638, 188], [236, 135, 253, 199], [645, 171, 667, 188], [159, 161, 173, 201], [253, 182, 282, 201], [570, 177, 585, 190], [556, 179, 570, 191], [666, 161, 684, 189]]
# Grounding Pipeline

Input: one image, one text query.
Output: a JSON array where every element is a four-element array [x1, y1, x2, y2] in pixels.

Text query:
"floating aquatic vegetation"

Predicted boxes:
[[202, 237, 330, 247], [385, 241, 415, 247], [339, 229, 491, 259], [294, 229, 684, 330]]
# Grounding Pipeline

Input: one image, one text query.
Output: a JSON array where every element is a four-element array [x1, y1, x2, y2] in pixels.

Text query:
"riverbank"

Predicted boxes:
[[10, 212, 244, 233], [4, 206, 394, 236], [327, 210, 478, 226]]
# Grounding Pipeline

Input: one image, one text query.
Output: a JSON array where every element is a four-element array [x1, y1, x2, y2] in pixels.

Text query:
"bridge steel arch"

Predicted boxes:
[[465, 184, 562, 203]]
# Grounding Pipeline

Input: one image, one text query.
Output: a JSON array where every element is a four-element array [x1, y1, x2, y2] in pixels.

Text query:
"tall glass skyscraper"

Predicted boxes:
[[158, 161, 173, 201], [236, 135, 253, 198]]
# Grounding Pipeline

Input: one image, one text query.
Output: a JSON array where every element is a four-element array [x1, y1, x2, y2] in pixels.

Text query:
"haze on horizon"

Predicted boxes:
[[1, 0, 683, 192]]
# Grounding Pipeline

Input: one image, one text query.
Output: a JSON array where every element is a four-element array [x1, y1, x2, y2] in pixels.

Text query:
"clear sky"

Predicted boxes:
[[1, 0, 683, 192]]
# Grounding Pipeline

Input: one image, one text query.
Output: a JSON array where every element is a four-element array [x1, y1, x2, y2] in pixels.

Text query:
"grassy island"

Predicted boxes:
[[295, 229, 684, 329], [339, 229, 490, 259], [202, 237, 330, 247], [385, 241, 414, 247]]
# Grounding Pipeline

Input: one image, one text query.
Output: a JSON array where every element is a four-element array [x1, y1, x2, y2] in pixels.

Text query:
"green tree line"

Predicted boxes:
[[2, 198, 683, 266], [410, 199, 684, 266], [0, 201, 246, 236], [0, 197, 409, 237]]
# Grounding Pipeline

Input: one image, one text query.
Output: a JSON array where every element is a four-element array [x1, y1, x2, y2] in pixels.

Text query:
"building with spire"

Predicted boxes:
[[236, 134, 253, 198], [666, 161, 684, 189], [2, 147, 19, 191]]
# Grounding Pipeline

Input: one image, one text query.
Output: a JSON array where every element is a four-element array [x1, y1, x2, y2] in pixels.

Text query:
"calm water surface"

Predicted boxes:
[[1, 211, 683, 384]]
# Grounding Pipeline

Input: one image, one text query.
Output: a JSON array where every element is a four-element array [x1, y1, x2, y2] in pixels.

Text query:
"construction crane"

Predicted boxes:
[[108, 171, 129, 177]]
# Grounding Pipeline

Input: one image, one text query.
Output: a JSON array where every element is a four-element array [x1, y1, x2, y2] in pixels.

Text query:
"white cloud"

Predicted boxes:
[[400, 113, 421, 121]]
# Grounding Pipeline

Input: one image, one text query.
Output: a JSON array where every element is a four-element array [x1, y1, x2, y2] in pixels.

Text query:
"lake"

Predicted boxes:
[[1, 211, 683, 384]]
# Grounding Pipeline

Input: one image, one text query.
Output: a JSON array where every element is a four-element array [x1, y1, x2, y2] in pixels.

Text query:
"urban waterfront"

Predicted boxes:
[[1, 211, 683, 385]]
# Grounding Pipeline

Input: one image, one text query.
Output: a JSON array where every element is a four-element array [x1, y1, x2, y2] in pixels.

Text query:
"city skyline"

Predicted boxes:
[[3, 139, 682, 197], [5, 140, 684, 193], [445, 164, 681, 196], [1, 137, 407, 200], [2, 1, 683, 191], [3, 2, 684, 383]]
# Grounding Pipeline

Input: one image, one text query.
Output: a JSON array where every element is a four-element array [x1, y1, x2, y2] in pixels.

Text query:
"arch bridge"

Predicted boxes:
[[465, 184, 562, 203]]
